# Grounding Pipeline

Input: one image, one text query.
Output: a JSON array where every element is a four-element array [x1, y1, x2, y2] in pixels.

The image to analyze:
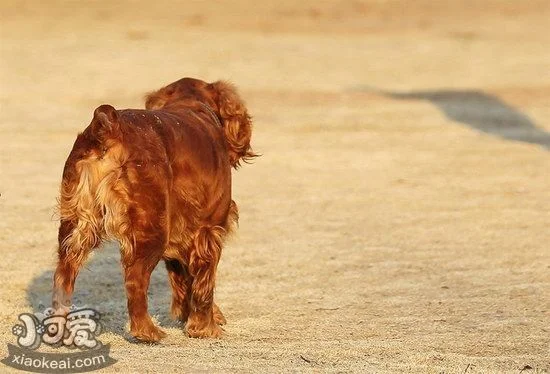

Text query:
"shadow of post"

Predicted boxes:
[[352, 86, 550, 150], [27, 242, 175, 338]]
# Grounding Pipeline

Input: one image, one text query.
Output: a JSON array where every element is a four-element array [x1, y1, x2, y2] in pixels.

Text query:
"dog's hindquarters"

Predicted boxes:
[[54, 105, 175, 341]]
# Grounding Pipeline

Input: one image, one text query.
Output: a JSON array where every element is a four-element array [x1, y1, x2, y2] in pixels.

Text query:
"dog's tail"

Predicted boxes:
[[211, 81, 258, 168]]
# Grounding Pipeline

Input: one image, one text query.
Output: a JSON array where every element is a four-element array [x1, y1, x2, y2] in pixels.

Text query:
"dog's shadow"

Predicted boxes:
[[27, 242, 177, 339], [352, 86, 550, 150]]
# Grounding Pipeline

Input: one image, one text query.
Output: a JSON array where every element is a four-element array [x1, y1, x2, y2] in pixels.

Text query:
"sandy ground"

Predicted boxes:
[[1, 1, 549, 373]]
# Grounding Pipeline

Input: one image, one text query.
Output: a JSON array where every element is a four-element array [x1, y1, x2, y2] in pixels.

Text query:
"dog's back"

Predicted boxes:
[[59, 104, 232, 249]]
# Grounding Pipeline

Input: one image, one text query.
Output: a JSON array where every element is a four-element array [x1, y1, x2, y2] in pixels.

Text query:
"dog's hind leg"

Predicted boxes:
[[53, 157, 105, 314], [53, 218, 100, 314], [186, 225, 225, 338], [118, 189, 170, 343], [122, 238, 167, 343]]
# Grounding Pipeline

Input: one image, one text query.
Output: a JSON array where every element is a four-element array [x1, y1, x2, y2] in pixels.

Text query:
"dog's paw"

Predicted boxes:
[[131, 324, 167, 343], [187, 321, 223, 339]]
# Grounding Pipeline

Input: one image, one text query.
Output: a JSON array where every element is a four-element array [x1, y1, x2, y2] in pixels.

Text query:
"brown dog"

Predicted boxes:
[[52, 77, 256, 342]]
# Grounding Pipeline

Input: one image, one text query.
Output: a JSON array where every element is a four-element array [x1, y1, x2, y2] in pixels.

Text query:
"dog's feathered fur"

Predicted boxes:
[[53, 78, 256, 341]]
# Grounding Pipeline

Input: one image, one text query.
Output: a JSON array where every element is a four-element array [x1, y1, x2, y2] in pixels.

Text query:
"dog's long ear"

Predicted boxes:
[[91, 104, 120, 141], [211, 81, 258, 168]]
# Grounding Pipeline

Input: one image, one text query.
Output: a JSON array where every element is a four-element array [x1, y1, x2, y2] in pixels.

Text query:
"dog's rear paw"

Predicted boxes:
[[187, 320, 223, 339], [213, 304, 226, 325], [131, 324, 167, 343]]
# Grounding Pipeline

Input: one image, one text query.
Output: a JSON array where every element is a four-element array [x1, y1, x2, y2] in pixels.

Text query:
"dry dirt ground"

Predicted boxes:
[[1, 1, 549, 373]]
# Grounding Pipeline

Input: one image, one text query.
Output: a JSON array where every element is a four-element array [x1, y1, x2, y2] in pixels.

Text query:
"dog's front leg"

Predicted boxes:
[[187, 226, 224, 338], [166, 257, 226, 327], [165, 258, 192, 322]]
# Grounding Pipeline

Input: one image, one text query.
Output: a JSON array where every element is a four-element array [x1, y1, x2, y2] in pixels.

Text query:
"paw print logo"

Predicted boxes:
[[11, 324, 24, 337], [9, 306, 102, 351], [36, 323, 46, 335], [42, 308, 55, 317]]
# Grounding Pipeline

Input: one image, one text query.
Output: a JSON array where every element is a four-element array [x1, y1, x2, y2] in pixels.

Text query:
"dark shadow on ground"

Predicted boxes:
[[353, 87, 550, 150], [26, 242, 178, 339]]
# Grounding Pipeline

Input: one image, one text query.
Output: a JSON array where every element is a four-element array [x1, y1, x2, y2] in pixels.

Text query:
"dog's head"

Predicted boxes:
[[145, 77, 214, 110], [145, 77, 257, 168]]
